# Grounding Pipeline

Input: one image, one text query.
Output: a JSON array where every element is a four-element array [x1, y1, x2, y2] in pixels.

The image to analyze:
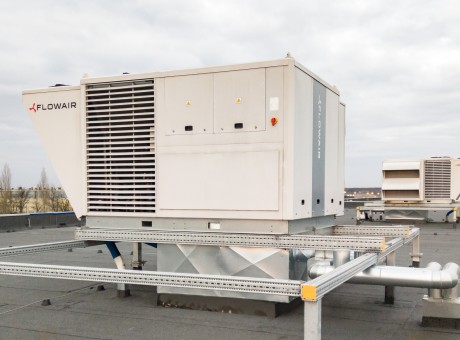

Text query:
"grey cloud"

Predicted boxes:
[[1, 0, 459, 187]]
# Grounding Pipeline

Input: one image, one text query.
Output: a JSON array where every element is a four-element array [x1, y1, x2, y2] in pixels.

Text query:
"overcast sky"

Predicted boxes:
[[1, 0, 459, 188]]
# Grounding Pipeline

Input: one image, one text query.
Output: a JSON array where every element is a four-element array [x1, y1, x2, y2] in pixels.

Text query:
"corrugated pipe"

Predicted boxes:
[[309, 261, 459, 292]]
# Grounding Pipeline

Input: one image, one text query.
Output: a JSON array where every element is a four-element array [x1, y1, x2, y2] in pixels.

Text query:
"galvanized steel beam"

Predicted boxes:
[[379, 238, 404, 260], [301, 253, 378, 301], [406, 227, 420, 243], [75, 228, 385, 252], [333, 225, 412, 238], [0, 240, 99, 258], [0, 262, 301, 296]]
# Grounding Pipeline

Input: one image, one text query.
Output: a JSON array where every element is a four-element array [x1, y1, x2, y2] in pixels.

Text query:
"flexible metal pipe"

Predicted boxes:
[[309, 262, 459, 289]]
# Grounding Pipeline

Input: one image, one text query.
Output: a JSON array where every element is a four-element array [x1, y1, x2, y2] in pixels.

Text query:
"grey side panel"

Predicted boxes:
[[312, 80, 327, 216]]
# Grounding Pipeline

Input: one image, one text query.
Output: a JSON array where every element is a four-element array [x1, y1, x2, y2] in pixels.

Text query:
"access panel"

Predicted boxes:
[[214, 69, 266, 133], [164, 74, 214, 135]]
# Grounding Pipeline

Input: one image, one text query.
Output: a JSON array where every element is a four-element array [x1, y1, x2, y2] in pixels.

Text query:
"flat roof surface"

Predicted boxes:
[[0, 216, 460, 339]]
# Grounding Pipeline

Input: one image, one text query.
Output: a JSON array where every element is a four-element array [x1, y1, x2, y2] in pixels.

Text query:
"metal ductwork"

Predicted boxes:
[[309, 260, 459, 291]]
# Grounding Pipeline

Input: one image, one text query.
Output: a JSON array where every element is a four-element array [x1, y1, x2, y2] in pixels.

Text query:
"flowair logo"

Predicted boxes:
[[29, 102, 77, 112]]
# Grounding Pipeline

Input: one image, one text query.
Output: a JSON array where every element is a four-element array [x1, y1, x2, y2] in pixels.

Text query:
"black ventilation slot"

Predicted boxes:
[[185, 125, 193, 131], [234, 123, 243, 129]]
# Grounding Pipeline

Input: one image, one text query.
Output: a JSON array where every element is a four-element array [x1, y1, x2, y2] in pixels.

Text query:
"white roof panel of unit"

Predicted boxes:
[[382, 161, 421, 171]]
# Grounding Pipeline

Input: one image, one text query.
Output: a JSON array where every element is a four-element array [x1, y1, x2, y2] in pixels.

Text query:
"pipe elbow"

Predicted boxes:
[[432, 271, 457, 289], [442, 263, 460, 288]]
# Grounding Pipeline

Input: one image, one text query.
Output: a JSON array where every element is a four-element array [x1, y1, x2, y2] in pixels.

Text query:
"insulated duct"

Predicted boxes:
[[309, 261, 459, 291]]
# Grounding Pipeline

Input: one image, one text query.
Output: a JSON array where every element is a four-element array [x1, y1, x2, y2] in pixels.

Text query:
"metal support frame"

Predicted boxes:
[[75, 228, 386, 252], [301, 253, 378, 301], [385, 251, 396, 304], [410, 234, 422, 268], [132, 243, 143, 270], [304, 300, 322, 340], [0, 240, 100, 258], [0, 225, 423, 340], [0, 262, 301, 296], [332, 225, 411, 238]]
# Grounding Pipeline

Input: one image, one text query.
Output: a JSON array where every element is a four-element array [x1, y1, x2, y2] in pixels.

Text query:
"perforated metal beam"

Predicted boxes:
[[0, 262, 301, 296], [333, 225, 412, 238], [301, 253, 378, 301], [379, 238, 404, 260], [75, 228, 385, 252], [406, 227, 420, 243], [378, 228, 420, 260], [0, 240, 100, 258]]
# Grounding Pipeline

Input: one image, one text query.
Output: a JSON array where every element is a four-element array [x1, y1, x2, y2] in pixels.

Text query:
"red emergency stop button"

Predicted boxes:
[[271, 117, 278, 126]]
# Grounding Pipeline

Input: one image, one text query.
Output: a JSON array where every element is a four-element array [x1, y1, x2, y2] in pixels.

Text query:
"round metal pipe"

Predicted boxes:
[[441, 263, 459, 299], [300, 250, 316, 259], [425, 262, 442, 271], [309, 263, 459, 289], [333, 250, 351, 268], [426, 262, 442, 298], [309, 263, 334, 278], [351, 266, 457, 289]]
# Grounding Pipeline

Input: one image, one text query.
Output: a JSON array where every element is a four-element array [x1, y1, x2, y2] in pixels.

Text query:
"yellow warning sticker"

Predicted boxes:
[[236, 97, 242, 104], [186, 100, 191, 106]]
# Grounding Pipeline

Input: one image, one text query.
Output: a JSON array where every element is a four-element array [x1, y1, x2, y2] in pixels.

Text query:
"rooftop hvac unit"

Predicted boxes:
[[23, 57, 345, 302], [23, 56, 345, 232], [382, 157, 460, 202]]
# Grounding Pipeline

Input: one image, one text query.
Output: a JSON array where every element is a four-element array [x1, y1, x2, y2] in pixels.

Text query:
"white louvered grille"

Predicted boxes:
[[85, 80, 155, 213], [424, 159, 451, 199]]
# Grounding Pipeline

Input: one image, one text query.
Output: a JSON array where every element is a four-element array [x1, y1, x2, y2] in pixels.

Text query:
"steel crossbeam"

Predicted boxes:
[[376, 228, 419, 260], [0, 240, 98, 258], [0, 262, 301, 296], [301, 253, 378, 301], [379, 238, 404, 260], [405, 227, 420, 243], [333, 225, 412, 238], [75, 228, 385, 252]]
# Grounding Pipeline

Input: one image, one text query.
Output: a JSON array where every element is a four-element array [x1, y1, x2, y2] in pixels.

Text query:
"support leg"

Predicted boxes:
[[453, 207, 457, 229], [105, 242, 130, 297], [132, 243, 143, 270], [410, 235, 421, 268], [304, 299, 322, 340], [384, 252, 395, 304]]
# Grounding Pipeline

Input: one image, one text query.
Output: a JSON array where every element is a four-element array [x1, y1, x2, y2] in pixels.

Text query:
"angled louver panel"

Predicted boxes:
[[85, 80, 155, 213], [424, 159, 451, 199]]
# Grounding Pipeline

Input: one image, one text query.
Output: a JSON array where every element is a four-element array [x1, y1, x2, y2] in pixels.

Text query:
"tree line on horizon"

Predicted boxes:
[[0, 164, 72, 214]]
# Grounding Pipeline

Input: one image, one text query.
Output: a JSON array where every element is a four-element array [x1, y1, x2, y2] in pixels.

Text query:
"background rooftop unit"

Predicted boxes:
[[382, 157, 460, 203]]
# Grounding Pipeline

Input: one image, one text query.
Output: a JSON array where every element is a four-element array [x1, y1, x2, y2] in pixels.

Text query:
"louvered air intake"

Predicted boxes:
[[85, 80, 156, 213], [424, 159, 451, 199]]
